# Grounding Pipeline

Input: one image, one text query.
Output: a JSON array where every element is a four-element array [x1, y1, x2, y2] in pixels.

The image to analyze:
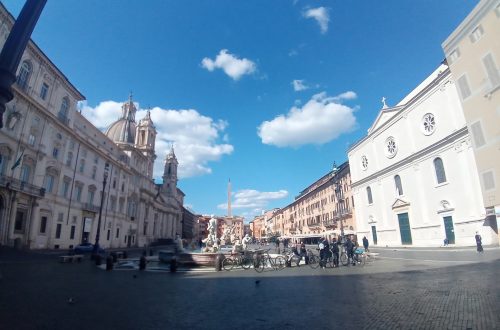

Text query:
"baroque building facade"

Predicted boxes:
[[0, 3, 183, 250], [348, 63, 495, 247], [269, 162, 356, 244], [442, 0, 500, 237]]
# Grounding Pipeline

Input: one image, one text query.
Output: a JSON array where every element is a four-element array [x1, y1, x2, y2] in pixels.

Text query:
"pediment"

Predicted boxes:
[[367, 106, 403, 134], [392, 198, 410, 209]]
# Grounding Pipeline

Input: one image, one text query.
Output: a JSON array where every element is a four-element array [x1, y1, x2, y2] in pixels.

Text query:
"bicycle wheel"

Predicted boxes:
[[291, 255, 301, 267], [241, 255, 253, 270], [308, 255, 320, 269], [340, 253, 348, 266], [254, 255, 265, 273], [274, 256, 286, 270], [222, 258, 234, 271], [325, 256, 334, 268]]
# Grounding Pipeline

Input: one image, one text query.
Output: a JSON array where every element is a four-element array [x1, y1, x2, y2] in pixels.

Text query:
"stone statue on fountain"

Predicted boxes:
[[202, 215, 218, 252]]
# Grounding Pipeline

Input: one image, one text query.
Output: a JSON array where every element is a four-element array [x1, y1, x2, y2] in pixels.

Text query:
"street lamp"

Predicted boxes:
[[92, 162, 110, 259], [331, 162, 345, 239], [0, 0, 47, 129]]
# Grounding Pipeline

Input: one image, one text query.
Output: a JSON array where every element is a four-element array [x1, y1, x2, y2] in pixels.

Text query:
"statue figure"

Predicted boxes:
[[242, 234, 252, 251], [202, 215, 218, 251], [175, 233, 183, 252]]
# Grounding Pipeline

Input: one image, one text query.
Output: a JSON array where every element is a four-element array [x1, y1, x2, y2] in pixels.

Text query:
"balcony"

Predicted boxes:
[[82, 203, 100, 213], [57, 112, 70, 126], [0, 174, 45, 198]]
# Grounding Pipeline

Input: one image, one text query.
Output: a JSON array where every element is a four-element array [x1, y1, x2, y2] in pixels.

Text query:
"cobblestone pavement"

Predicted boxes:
[[1, 247, 499, 330]]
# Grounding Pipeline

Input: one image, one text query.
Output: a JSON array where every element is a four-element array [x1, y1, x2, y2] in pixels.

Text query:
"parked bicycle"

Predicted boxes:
[[253, 249, 286, 273], [307, 249, 320, 269], [222, 252, 253, 271], [340, 247, 366, 266]]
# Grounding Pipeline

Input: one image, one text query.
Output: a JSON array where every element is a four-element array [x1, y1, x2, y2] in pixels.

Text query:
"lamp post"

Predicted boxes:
[[332, 162, 345, 239], [92, 162, 110, 259], [0, 0, 47, 129]]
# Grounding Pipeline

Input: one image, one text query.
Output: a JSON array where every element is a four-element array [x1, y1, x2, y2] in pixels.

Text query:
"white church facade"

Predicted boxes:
[[348, 63, 496, 247]]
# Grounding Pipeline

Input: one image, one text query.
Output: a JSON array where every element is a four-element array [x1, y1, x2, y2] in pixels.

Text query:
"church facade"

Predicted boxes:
[[348, 63, 496, 247], [0, 3, 183, 250]]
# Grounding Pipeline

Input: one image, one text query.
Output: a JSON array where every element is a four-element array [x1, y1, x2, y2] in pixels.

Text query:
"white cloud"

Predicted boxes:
[[257, 91, 357, 147], [303, 7, 330, 34], [80, 100, 233, 179], [218, 189, 288, 211], [292, 79, 309, 91], [201, 49, 256, 80]]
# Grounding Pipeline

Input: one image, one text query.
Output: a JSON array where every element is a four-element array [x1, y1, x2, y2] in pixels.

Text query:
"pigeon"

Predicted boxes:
[[68, 297, 75, 305], [255, 280, 260, 285]]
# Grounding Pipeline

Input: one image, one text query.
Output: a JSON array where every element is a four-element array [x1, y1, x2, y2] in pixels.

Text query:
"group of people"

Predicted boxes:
[[317, 235, 370, 269]]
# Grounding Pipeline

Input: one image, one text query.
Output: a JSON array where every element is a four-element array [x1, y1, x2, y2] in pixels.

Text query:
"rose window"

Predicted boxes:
[[361, 156, 368, 170], [385, 136, 397, 158], [422, 113, 436, 135]]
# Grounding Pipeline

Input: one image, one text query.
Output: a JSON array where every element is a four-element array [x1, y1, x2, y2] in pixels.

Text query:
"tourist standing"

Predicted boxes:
[[331, 238, 339, 268], [362, 236, 369, 252], [319, 237, 329, 269], [345, 236, 355, 266], [475, 231, 483, 252]]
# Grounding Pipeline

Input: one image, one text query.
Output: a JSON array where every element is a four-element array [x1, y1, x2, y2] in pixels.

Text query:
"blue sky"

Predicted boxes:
[[4, 0, 477, 220]]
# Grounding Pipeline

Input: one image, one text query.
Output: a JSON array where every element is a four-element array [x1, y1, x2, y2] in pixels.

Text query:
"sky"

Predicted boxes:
[[3, 0, 478, 221]]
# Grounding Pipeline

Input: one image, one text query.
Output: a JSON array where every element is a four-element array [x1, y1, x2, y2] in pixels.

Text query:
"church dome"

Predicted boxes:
[[105, 94, 137, 144]]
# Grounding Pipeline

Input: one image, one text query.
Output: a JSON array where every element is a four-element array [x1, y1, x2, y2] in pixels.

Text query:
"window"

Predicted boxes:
[[116, 228, 120, 238], [61, 179, 70, 198], [14, 210, 26, 232], [421, 113, 436, 135], [40, 83, 49, 100], [448, 49, 460, 64], [52, 147, 59, 159], [58, 213, 64, 222], [44, 174, 55, 193], [366, 187, 373, 204], [20, 164, 31, 182], [79, 159, 85, 173], [28, 134, 35, 146], [59, 97, 69, 118], [39, 216, 47, 234], [75, 185, 83, 202], [394, 175, 404, 196], [434, 158, 447, 184], [385, 136, 397, 158], [112, 178, 116, 189], [91, 166, 97, 180], [0, 154, 5, 175], [55, 223, 62, 239], [457, 74, 471, 100], [470, 121, 486, 148], [469, 25, 484, 43], [87, 189, 95, 205], [482, 53, 500, 88], [66, 152, 73, 167], [94, 156, 99, 164], [70, 226, 76, 240], [361, 155, 368, 170], [482, 171, 496, 191], [107, 229, 111, 241], [16, 61, 31, 90]]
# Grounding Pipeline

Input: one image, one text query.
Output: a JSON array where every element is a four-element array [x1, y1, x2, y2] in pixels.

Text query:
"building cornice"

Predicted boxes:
[[442, 0, 499, 54], [351, 126, 469, 188]]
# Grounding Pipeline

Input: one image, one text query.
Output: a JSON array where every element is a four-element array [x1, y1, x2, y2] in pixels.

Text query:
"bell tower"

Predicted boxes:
[[162, 144, 178, 196], [135, 110, 157, 179]]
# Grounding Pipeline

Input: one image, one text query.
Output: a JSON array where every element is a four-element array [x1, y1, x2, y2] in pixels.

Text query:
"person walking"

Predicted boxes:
[[331, 237, 340, 268], [362, 236, 369, 252], [345, 236, 355, 266], [475, 231, 483, 252], [319, 237, 329, 269]]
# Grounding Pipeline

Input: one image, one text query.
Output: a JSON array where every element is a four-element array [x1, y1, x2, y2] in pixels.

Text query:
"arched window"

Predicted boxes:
[[394, 175, 404, 196], [17, 61, 31, 90], [434, 157, 447, 184], [60, 97, 69, 117], [366, 186, 373, 204]]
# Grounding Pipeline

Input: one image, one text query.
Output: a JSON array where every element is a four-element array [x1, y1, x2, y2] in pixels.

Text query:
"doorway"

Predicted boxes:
[[397, 213, 412, 245], [443, 216, 455, 244], [371, 225, 378, 245]]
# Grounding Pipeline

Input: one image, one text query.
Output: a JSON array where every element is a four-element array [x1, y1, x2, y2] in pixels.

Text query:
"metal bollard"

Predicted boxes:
[[139, 256, 147, 271], [106, 256, 113, 271], [215, 253, 224, 271]]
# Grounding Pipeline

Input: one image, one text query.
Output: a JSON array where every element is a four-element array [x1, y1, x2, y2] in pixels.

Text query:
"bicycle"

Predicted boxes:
[[340, 247, 366, 266], [307, 249, 320, 269], [222, 252, 253, 271], [283, 248, 302, 267], [253, 249, 286, 273]]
